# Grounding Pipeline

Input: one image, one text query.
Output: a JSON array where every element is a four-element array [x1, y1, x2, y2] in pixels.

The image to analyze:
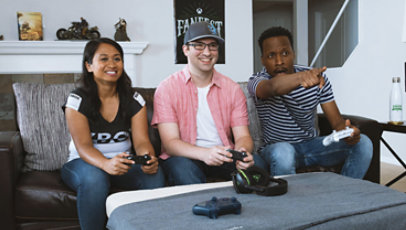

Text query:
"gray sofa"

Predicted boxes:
[[0, 82, 381, 230]]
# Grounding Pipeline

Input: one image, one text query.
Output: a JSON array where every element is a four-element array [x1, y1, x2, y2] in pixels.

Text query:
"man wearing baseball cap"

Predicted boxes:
[[152, 21, 266, 185]]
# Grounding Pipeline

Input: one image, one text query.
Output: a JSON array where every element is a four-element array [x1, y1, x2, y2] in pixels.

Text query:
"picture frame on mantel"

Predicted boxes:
[[17, 11, 43, 41]]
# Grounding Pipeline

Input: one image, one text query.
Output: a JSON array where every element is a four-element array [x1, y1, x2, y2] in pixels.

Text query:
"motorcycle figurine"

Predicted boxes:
[[56, 17, 100, 40]]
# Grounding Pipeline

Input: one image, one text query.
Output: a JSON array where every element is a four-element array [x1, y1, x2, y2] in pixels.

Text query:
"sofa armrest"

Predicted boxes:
[[318, 114, 378, 135], [0, 131, 24, 230], [317, 113, 381, 183]]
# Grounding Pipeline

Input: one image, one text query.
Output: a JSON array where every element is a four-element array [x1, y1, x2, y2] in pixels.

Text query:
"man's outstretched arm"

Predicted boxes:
[[256, 66, 326, 99]]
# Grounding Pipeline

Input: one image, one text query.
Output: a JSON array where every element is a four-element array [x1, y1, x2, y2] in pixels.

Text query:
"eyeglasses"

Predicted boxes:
[[187, 42, 219, 51]]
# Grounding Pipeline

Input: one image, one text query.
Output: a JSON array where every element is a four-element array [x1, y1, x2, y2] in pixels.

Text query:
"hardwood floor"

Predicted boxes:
[[380, 162, 406, 192]]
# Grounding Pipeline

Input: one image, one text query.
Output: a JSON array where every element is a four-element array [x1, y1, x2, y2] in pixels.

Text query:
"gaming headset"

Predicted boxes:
[[231, 166, 288, 196]]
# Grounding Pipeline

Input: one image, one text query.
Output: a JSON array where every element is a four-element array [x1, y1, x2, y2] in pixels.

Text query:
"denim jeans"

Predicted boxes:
[[60, 158, 165, 230], [260, 134, 373, 179], [161, 154, 267, 185]]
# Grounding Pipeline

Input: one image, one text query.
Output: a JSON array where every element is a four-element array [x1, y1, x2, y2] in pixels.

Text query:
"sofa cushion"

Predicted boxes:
[[13, 83, 75, 171], [15, 171, 78, 221], [238, 82, 263, 153]]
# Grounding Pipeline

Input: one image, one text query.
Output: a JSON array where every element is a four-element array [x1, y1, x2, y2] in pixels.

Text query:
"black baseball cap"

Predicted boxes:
[[183, 21, 224, 45]]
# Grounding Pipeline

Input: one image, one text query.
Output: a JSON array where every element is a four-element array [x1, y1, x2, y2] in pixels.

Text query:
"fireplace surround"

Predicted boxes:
[[0, 41, 148, 84]]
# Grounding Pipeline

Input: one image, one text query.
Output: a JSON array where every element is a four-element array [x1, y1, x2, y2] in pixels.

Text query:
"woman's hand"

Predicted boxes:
[[102, 152, 132, 175], [141, 154, 159, 174]]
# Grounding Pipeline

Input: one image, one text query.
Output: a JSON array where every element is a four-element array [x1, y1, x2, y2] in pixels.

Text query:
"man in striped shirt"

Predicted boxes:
[[248, 26, 372, 179]]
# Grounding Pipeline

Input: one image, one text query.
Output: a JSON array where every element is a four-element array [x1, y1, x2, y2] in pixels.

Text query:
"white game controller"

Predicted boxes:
[[322, 127, 354, 146]]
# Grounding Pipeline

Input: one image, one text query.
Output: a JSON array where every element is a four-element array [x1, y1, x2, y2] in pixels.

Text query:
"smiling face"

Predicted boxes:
[[85, 43, 123, 85], [261, 36, 295, 77], [183, 38, 219, 75]]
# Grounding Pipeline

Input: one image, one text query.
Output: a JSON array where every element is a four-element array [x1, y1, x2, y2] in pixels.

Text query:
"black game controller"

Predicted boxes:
[[192, 196, 241, 219], [226, 149, 248, 161], [126, 154, 151, 165]]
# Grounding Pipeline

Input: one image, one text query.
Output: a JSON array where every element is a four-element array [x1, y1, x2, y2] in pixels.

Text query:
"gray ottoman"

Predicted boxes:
[[107, 172, 406, 230]]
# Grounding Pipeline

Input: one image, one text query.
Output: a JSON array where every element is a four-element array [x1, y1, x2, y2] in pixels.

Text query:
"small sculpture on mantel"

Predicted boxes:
[[114, 18, 130, 41], [56, 17, 100, 40]]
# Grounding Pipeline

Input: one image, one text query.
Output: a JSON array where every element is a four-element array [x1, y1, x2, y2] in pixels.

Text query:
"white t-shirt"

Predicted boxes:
[[195, 85, 223, 148]]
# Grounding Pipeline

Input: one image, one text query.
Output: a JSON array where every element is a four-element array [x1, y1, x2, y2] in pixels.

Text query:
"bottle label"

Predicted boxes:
[[392, 105, 402, 111]]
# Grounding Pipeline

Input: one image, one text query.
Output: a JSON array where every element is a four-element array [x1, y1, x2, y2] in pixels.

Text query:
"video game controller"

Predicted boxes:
[[126, 154, 151, 165], [322, 127, 354, 146], [226, 149, 248, 161], [192, 196, 242, 219]]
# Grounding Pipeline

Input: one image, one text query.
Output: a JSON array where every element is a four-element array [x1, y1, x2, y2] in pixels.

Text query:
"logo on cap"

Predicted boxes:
[[208, 23, 217, 35]]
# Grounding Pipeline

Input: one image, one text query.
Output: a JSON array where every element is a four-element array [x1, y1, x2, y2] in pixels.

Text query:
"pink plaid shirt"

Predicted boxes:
[[152, 65, 249, 159]]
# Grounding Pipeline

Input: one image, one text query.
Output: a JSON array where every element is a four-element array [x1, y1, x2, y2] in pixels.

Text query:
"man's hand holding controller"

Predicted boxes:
[[322, 127, 354, 146], [323, 120, 361, 146], [226, 149, 248, 161], [226, 148, 255, 170], [202, 147, 254, 169]]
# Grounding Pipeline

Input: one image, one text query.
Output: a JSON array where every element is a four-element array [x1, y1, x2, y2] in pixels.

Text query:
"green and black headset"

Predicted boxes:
[[232, 166, 288, 196]]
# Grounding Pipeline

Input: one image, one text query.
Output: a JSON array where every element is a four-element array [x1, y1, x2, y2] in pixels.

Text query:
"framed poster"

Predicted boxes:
[[17, 12, 43, 41], [174, 0, 225, 64]]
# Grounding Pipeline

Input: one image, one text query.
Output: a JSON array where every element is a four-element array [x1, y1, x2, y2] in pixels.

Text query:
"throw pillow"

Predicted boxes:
[[13, 83, 75, 171]]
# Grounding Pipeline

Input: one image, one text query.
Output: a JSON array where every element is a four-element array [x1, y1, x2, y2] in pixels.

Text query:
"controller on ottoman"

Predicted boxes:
[[192, 196, 242, 219], [126, 154, 151, 165], [226, 149, 247, 161]]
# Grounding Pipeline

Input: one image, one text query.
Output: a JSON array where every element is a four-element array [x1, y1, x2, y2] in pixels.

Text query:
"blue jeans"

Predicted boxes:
[[260, 134, 373, 179], [60, 158, 165, 230], [161, 154, 267, 185]]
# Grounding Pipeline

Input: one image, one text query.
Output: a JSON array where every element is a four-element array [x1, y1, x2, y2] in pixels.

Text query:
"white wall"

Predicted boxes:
[[2, 0, 406, 165], [0, 0, 253, 87], [327, 0, 406, 165]]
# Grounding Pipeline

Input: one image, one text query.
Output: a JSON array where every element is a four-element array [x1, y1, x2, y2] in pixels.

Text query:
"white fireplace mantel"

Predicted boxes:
[[0, 41, 148, 84]]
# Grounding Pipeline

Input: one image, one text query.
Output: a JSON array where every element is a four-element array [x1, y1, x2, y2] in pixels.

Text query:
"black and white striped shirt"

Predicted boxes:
[[247, 65, 334, 146]]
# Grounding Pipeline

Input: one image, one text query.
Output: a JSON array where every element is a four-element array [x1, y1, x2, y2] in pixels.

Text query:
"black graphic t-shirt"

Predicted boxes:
[[63, 88, 145, 161]]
